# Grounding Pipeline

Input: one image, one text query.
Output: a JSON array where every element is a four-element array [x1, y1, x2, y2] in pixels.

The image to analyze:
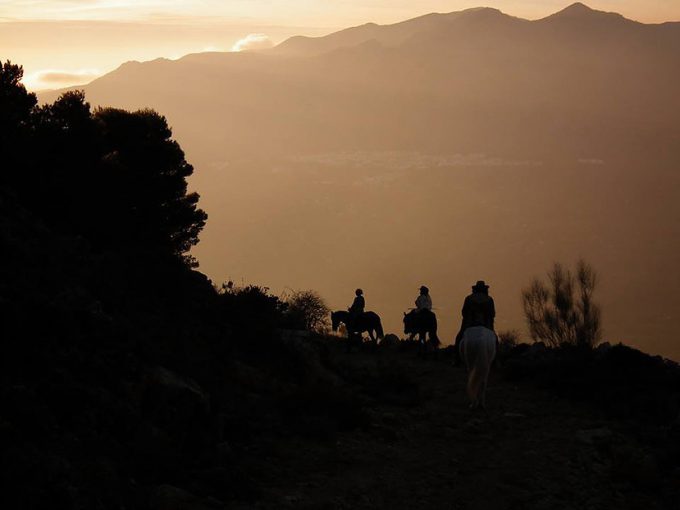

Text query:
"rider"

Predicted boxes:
[[454, 280, 496, 364], [348, 288, 365, 328], [410, 285, 439, 347], [415, 285, 432, 313]]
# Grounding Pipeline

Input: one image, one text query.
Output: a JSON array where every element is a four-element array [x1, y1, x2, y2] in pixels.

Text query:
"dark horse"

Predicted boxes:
[[404, 309, 440, 351], [331, 311, 384, 346]]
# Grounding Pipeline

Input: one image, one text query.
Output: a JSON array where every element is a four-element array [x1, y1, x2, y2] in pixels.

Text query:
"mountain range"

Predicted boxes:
[[39, 3, 680, 359]]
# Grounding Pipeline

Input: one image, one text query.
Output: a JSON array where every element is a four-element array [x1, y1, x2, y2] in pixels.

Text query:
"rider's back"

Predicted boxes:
[[462, 292, 495, 330]]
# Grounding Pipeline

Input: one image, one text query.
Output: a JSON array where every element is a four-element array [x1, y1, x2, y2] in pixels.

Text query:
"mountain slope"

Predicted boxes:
[[41, 3, 680, 163], [271, 8, 507, 56]]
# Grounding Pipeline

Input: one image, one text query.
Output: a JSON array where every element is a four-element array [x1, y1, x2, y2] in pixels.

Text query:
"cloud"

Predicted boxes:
[[37, 70, 99, 84], [231, 33, 273, 52], [578, 158, 605, 165], [23, 69, 101, 90], [294, 151, 543, 170]]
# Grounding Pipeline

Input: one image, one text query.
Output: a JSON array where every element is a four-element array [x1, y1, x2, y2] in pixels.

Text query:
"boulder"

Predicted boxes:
[[380, 333, 400, 347], [150, 485, 224, 510]]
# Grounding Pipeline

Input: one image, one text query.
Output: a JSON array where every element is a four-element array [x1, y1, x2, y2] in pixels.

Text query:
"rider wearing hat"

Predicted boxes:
[[462, 281, 495, 330], [454, 280, 496, 364], [415, 285, 432, 313]]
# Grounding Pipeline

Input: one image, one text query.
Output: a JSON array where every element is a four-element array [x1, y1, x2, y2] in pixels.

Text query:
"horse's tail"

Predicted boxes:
[[430, 312, 439, 346], [375, 318, 384, 339], [467, 360, 488, 403], [464, 328, 496, 405]]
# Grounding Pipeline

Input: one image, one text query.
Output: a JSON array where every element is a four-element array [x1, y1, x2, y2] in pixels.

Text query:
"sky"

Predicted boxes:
[[2, 1, 680, 89]]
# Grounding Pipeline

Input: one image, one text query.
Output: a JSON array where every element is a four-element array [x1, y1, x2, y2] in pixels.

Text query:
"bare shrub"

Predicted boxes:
[[522, 260, 602, 348], [285, 289, 331, 333], [498, 329, 521, 349]]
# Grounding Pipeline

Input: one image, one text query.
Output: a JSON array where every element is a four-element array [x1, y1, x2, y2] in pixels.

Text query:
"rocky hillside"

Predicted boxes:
[[2, 188, 679, 509], [1, 192, 678, 510]]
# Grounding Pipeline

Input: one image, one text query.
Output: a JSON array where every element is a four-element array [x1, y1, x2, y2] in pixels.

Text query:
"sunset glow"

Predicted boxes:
[[3, 1, 679, 24]]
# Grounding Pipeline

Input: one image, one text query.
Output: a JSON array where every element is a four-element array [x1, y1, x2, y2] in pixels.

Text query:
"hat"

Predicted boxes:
[[472, 280, 489, 290], [419, 285, 429, 294]]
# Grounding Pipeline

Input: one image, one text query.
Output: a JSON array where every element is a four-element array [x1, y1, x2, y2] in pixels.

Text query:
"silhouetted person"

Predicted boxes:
[[415, 285, 432, 312], [348, 288, 365, 327], [454, 281, 495, 365], [348, 288, 365, 334]]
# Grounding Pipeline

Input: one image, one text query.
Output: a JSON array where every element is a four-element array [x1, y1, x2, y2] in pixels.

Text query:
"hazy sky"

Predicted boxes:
[[2, 1, 679, 89], [3, 1, 680, 24]]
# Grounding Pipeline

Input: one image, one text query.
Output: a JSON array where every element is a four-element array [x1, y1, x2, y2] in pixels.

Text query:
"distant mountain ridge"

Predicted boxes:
[[270, 3, 670, 57], [40, 2, 680, 162], [36, 3, 680, 362]]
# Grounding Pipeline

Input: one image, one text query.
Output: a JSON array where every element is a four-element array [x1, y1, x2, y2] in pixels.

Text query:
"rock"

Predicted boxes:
[[141, 366, 211, 449], [277, 329, 311, 341], [279, 335, 341, 387], [576, 427, 613, 445], [216, 441, 233, 462], [144, 366, 210, 416], [594, 342, 612, 358], [521, 341, 548, 360], [150, 485, 224, 510], [380, 333, 400, 347]]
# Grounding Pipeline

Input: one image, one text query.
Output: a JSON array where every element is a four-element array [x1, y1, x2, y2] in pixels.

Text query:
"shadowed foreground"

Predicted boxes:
[[215, 340, 678, 510]]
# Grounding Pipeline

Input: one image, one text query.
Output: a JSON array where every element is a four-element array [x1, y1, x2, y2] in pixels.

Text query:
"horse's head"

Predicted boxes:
[[403, 311, 414, 334]]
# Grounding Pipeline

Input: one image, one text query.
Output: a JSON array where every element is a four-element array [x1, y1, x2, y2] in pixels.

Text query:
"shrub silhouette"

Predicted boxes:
[[217, 283, 288, 329], [0, 61, 36, 155], [284, 289, 331, 333], [522, 260, 602, 348]]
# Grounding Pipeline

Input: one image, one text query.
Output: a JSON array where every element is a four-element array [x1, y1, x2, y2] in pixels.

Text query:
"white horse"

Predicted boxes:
[[459, 326, 497, 409]]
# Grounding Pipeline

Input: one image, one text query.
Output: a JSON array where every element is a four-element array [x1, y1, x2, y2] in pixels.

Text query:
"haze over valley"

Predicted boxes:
[[39, 3, 680, 359]]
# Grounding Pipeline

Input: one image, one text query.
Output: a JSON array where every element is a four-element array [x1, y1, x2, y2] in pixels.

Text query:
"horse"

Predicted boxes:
[[331, 310, 384, 348], [459, 326, 497, 409], [403, 309, 440, 351]]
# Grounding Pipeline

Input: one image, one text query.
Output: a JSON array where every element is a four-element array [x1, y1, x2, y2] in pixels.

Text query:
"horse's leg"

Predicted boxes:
[[369, 329, 379, 352], [368, 329, 379, 351], [480, 375, 488, 409], [481, 335, 496, 409], [418, 332, 426, 357]]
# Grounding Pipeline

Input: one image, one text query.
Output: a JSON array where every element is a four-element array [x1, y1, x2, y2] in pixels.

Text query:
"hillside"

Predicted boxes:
[[2, 193, 678, 508], [36, 3, 680, 360], [230, 342, 680, 510]]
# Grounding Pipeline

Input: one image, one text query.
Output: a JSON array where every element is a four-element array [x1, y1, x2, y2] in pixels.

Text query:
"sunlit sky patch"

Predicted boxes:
[[3, 1, 679, 24]]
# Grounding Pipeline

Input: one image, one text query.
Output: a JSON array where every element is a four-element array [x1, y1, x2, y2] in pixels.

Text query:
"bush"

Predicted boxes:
[[284, 289, 330, 333], [498, 329, 520, 348], [217, 283, 287, 330], [522, 259, 602, 348], [497, 329, 521, 360]]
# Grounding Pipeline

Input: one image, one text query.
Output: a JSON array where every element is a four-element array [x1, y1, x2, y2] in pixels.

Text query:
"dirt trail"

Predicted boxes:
[[247, 344, 667, 510]]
